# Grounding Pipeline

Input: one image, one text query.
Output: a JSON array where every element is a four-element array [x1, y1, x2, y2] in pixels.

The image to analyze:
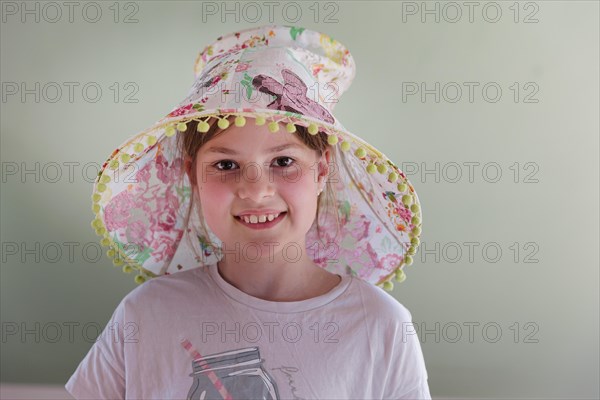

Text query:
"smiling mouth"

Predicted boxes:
[[234, 212, 287, 227]]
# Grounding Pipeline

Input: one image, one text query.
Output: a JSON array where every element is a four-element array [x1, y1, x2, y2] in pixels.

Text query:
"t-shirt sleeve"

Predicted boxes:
[[65, 300, 127, 400], [382, 305, 432, 400]]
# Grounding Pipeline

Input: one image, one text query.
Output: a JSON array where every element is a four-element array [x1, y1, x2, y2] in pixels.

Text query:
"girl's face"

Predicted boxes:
[[193, 122, 330, 259]]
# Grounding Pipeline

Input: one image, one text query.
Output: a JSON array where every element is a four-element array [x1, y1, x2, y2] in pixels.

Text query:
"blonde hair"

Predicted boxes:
[[175, 116, 341, 261]]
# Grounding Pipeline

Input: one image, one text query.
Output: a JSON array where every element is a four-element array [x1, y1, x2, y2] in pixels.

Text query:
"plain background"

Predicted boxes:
[[1, 1, 598, 398]]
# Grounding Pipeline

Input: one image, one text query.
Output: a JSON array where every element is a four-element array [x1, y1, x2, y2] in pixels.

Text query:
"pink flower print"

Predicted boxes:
[[155, 152, 182, 185], [167, 103, 194, 118], [235, 62, 251, 72], [305, 214, 340, 263], [354, 243, 380, 280], [127, 220, 149, 246], [358, 243, 377, 279], [150, 231, 182, 263], [104, 190, 135, 231], [397, 205, 412, 224], [135, 161, 152, 186], [380, 253, 402, 271], [367, 242, 381, 265], [151, 188, 180, 232], [343, 215, 370, 241], [351, 246, 362, 259]]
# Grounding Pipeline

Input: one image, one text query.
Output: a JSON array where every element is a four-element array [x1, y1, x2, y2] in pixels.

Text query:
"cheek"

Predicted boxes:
[[198, 180, 232, 206], [276, 168, 318, 207], [195, 164, 230, 202]]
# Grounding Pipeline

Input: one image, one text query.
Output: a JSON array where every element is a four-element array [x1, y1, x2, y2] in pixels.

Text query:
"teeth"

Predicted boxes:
[[241, 213, 280, 224]]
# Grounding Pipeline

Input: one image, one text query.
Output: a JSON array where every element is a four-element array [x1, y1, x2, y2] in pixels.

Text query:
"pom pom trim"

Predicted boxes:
[[90, 110, 423, 287]]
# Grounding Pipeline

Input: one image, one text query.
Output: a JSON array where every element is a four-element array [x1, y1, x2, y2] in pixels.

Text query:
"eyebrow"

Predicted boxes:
[[205, 143, 305, 155]]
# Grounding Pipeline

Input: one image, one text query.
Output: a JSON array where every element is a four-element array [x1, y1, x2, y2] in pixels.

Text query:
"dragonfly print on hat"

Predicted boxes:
[[252, 69, 335, 124]]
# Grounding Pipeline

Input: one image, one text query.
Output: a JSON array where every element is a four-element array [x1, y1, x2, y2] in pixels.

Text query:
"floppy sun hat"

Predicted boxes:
[[91, 25, 423, 292]]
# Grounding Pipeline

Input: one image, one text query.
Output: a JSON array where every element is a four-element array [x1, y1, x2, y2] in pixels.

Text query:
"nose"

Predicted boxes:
[[235, 163, 275, 201]]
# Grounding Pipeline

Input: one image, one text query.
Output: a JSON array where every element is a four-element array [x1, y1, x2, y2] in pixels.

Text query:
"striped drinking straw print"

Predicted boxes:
[[180, 338, 234, 400]]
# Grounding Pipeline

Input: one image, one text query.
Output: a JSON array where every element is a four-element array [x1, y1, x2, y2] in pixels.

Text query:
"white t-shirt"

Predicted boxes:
[[65, 263, 431, 399]]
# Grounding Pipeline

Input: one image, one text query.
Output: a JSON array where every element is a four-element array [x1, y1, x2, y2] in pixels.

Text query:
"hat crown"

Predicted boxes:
[[193, 25, 356, 110]]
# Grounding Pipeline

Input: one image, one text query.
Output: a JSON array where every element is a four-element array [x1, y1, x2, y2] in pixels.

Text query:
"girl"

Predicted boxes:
[[66, 25, 431, 399]]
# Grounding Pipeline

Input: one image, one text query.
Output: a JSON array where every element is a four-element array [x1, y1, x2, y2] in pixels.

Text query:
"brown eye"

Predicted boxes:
[[273, 157, 294, 167], [214, 160, 238, 171]]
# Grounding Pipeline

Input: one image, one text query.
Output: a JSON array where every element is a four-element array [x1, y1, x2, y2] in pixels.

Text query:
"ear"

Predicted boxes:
[[317, 148, 331, 187]]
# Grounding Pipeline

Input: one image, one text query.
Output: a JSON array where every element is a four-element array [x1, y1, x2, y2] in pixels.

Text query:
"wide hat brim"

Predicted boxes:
[[91, 25, 423, 291]]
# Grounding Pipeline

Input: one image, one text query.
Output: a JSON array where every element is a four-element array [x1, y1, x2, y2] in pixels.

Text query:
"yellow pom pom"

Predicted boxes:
[[92, 193, 101, 203], [341, 141, 351, 152], [255, 116, 266, 126], [122, 265, 134, 274], [411, 237, 420, 246], [147, 136, 157, 146], [411, 216, 420, 225], [366, 163, 377, 174], [404, 255, 413, 266], [95, 227, 106, 236], [388, 172, 398, 182], [383, 281, 394, 291], [411, 225, 421, 236], [395, 269, 406, 283], [106, 249, 116, 258], [286, 123, 296, 133], [92, 204, 100, 213], [97, 183, 106, 192], [235, 116, 246, 127], [197, 120, 210, 133], [91, 219, 102, 229], [327, 135, 339, 145], [402, 194, 413, 206], [217, 118, 230, 129], [308, 123, 318, 135], [268, 121, 279, 133], [176, 122, 187, 132], [112, 258, 124, 266], [397, 183, 407, 192], [109, 160, 119, 170], [354, 147, 366, 158], [100, 175, 110, 184], [377, 164, 388, 174], [100, 238, 111, 247], [410, 203, 420, 213], [407, 246, 417, 255], [165, 125, 176, 136], [133, 143, 144, 153], [134, 275, 146, 284]]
